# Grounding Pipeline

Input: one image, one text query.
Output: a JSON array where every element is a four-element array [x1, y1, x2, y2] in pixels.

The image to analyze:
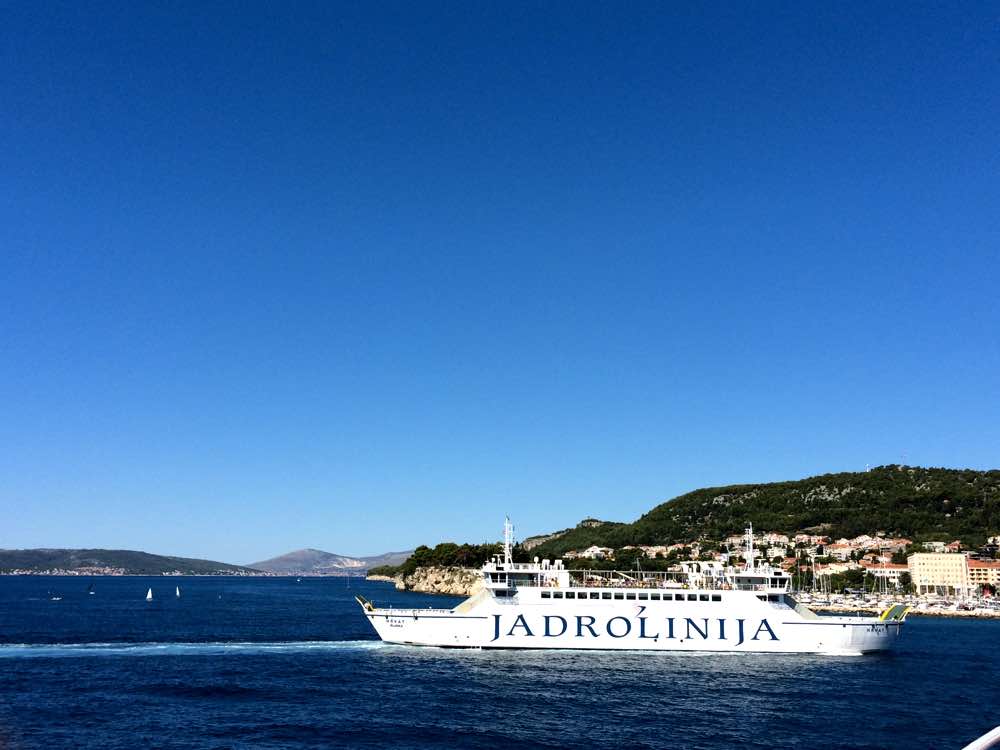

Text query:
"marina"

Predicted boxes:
[[797, 592, 1000, 619]]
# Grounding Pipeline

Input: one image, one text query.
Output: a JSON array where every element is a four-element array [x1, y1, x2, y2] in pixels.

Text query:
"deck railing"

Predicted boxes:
[[492, 569, 789, 592]]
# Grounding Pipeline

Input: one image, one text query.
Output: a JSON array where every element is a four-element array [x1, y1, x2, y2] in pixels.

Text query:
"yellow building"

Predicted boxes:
[[907, 553, 971, 596], [967, 559, 1000, 590]]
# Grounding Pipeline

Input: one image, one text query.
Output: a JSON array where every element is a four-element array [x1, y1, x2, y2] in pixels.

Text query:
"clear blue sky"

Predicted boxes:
[[2, 3, 997, 564]]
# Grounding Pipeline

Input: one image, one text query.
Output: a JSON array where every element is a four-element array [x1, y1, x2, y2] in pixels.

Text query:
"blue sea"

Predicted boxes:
[[0, 577, 997, 750]]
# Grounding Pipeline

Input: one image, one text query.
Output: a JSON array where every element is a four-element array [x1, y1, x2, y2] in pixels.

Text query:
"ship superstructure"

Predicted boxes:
[[357, 519, 909, 654]]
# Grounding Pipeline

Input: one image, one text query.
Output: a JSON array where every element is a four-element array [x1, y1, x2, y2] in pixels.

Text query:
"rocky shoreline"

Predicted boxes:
[[366, 566, 480, 596]]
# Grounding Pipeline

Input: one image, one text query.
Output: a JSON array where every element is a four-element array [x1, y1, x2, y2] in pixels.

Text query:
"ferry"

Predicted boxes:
[[357, 519, 910, 654]]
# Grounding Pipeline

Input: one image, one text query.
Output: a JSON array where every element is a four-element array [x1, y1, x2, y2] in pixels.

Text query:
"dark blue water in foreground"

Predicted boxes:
[[1, 577, 998, 750]]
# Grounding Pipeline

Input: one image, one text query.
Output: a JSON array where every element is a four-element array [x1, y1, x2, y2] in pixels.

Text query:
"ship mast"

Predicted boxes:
[[744, 523, 755, 572], [503, 516, 514, 567]]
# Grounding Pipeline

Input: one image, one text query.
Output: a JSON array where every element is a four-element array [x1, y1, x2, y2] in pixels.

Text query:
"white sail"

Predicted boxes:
[[175, 586, 181, 598], [145, 588, 153, 601]]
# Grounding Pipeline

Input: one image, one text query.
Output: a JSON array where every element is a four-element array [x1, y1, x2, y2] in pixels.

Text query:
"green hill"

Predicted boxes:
[[0, 548, 261, 575], [528, 465, 1000, 557]]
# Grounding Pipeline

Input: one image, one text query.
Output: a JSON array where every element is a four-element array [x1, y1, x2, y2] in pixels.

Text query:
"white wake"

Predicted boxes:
[[0, 640, 390, 658]]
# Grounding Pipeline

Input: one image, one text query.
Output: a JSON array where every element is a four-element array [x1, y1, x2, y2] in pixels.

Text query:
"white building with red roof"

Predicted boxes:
[[859, 560, 908, 587]]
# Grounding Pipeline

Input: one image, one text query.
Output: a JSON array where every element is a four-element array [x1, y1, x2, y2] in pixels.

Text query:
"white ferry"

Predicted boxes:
[[357, 520, 909, 655]]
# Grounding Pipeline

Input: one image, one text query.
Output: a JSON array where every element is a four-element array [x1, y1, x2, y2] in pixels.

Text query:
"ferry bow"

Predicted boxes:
[[359, 520, 908, 655]]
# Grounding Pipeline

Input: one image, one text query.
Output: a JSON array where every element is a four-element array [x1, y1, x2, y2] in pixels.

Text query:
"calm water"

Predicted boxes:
[[0, 577, 997, 749]]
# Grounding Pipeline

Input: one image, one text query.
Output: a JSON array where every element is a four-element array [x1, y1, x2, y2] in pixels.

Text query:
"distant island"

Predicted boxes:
[[0, 546, 413, 577], [0, 549, 261, 576]]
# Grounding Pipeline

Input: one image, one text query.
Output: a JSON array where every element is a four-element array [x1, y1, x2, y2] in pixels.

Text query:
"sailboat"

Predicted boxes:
[[175, 586, 181, 598], [87, 583, 95, 595], [145, 588, 153, 602]]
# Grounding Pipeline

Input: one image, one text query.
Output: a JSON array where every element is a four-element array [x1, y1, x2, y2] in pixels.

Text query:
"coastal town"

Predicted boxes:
[[9, 529, 1000, 619], [539, 530, 1000, 617], [0, 566, 266, 576]]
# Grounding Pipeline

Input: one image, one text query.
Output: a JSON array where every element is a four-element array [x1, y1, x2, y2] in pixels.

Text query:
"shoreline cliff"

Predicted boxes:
[[366, 566, 481, 597]]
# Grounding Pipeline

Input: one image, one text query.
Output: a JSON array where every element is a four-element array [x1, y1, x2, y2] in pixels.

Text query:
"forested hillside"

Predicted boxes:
[[528, 466, 1000, 557]]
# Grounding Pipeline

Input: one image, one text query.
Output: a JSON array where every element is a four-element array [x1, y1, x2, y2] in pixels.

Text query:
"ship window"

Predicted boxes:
[[687, 594, 697, 601], [590, 592, 599, 599], [638, 593, 648, 600], [626, 593, 636, 600], [699, 594, 709, 601], [602, 592, 612, 600], [757, 595, 767, 601], [613, 593, 624, 600], [541, 591, 550, 599], [711, 594, 721, 602], [649, 593, 660, 600], [768, 594, 780, 602], [662, 594, 672, 601], [565, 592, 575, 599], [553, 592, 563, 599]]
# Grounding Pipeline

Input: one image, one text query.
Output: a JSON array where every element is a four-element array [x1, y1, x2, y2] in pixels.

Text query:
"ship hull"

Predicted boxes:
[[362, 596, 904, 655]]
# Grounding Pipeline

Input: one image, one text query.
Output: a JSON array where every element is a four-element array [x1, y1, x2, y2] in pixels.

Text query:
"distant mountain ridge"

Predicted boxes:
[[0, 548, 260, 575], [249, 548, 413, 575]]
